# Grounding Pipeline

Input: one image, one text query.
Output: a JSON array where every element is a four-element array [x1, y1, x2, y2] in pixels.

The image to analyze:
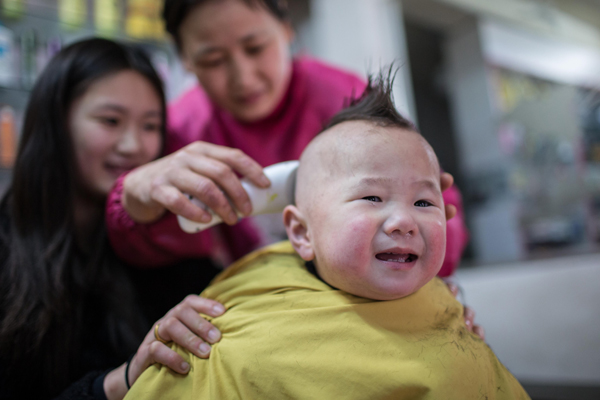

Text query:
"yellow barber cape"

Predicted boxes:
[[127, 241, 529, 400]]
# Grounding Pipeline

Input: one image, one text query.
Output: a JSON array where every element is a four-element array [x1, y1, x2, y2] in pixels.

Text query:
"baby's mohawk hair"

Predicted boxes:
[[324, 65, 417, 132]]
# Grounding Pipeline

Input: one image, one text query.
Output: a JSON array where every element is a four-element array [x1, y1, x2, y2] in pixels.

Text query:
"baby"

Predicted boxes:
[[284, 103, 445, 302], [126, 75, 530, 400]]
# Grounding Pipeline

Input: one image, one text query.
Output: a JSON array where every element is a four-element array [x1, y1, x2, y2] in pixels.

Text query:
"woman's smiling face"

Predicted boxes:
[[178, 0, 294, 122], [69, 70, 163, 197]]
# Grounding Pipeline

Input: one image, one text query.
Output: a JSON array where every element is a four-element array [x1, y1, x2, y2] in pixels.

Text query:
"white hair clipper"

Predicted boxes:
[[177, 160, 299, 233]]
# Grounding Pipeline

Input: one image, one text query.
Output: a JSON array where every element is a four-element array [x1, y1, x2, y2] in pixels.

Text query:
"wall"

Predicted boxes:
[[444, 18, 524, 263], [306, 0, 416, 120]]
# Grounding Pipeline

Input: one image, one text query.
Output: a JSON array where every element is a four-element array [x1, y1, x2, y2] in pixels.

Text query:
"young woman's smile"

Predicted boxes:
[[69, 70, 163, 197]]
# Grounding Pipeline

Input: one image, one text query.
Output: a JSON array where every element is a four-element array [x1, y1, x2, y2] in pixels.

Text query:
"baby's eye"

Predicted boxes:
[[362, 196, 382, 202], [414, 200, 433, 207]]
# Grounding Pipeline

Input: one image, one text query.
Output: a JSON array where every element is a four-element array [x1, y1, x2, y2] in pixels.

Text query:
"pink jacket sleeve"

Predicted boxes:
[[105, 174, 212, 267], [106, 174, 262, 268], [438, 185, 469, 277]]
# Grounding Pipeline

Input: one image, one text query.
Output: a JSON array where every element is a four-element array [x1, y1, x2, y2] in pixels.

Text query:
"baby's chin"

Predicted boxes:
[[313, 260, 431, 300], [327, 279, 418, 301], [349, 288, 414, 301]]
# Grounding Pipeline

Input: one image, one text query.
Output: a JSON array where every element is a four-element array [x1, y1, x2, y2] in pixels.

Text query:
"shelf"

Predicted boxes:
[[2, 5, 169, 47], [0, 85, 31, 94]]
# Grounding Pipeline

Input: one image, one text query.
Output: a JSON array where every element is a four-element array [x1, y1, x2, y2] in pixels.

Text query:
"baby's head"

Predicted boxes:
[[283, 75, 446, 301]]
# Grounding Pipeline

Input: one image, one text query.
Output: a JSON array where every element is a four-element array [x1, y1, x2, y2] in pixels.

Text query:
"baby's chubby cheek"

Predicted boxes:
[[425, 219, 447, 266], [324, 216, 375, 268]]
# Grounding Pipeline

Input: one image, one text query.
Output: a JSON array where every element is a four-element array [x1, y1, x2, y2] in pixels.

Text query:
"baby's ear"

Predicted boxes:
[[283, 205, 314, 261]]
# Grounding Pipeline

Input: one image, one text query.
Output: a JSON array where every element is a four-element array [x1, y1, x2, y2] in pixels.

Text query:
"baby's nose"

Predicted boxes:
[[390, 228, 413, 238], [383, 211, 418, 238]]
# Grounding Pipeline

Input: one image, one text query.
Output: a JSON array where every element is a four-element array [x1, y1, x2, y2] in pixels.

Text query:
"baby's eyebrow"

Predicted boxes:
[[351, 177, 441, 192], [353, 177, 395, 188], [415, 179, 442, 193]]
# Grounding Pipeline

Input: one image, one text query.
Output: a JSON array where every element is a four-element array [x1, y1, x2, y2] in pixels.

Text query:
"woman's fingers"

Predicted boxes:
[[464, 306, 475, 332], [182, 157, 251, 221], [445, 203, 457, 221], [150, 156, 256, 225], [158, 318, 212, 358], [168, 297, 224, 343], [125, 296, 227, 389], [161, 143, 269, 223], [440, 172, 454, 192], [445, 282, 459, 298], [473, 325, 485, 341], [149, 181, 212, 223], [439, 173, 456, 221], [147, 341, 190, 374], [177, 294, 225, 318], [190, 143, 270, 189], [127, 341, 189, 387], [159, 295, 226, 358], [158, 167, 237, 224], [122, 141, 267, 225]]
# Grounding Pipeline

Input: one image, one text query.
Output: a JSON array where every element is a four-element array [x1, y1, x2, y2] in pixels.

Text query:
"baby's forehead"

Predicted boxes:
[[296, 120, 440, 208], [300, 120, 438, 181], [309, 120, 433, 164]]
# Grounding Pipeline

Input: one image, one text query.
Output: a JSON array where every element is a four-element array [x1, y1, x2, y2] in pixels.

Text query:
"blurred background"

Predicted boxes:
[[1, 0, 599, 398]]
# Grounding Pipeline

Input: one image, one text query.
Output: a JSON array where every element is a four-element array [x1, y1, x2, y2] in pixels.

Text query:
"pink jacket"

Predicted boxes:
[[106, 57, 468, 276]]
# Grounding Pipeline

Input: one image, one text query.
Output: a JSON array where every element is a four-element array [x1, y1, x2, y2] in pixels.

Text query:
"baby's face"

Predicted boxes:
[[288, 121, 446, 300]]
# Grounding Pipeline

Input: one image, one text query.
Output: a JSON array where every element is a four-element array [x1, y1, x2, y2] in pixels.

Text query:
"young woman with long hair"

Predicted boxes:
[[0, 38, 225, 400]]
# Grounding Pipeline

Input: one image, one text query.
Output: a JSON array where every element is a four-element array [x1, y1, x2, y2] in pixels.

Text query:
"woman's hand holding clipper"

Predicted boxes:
[[122, 141, 270, 225]]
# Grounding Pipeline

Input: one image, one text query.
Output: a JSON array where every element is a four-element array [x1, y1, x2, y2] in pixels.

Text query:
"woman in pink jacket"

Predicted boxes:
[[108, 0, 468, 273], [106, 0, 473, 348]]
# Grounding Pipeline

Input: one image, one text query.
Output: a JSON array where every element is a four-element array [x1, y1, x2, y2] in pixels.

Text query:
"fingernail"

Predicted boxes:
[[260, 175, 270, 186], [242, 201, 252, 215], [201, 213, 212, 223], [208, 328, 221, 342], [199, 343, 211, 355], [212, 304, 225, 315], [181, 362, 190, 372]]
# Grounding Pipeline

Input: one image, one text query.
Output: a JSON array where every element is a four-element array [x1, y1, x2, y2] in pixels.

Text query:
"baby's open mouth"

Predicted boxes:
[[375, 253, 418, 263]]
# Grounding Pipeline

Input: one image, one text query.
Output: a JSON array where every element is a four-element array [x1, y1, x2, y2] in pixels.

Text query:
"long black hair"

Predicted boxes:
[[0, 38, 165, 397]]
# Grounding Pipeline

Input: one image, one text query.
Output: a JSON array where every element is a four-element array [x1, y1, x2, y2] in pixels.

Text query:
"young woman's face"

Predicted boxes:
[[69, 70, 163, 197], [179, 0, 294, 122]]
